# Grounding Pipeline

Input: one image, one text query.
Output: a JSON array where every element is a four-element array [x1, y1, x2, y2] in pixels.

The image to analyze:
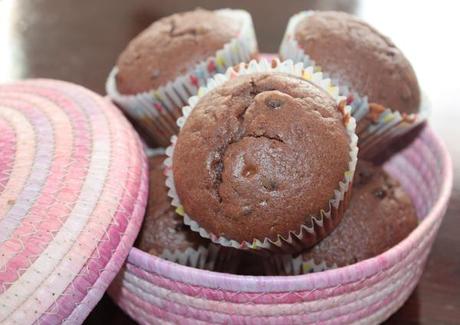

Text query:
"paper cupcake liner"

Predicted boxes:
[[356, 96, 430, 159], [145, 147, 166, 157], [264, 254, 337, 276], [157, 244, 239, 272], [164, 58, 358, 253], [106, 9, 258, 147], [279, 11, 429, 159]]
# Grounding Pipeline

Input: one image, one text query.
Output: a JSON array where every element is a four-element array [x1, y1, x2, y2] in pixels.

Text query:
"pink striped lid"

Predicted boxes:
[[0, 79, 148, 324]]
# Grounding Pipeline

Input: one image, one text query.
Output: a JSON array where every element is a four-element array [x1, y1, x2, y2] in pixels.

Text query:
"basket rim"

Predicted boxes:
[[126, 124, 453, 293]]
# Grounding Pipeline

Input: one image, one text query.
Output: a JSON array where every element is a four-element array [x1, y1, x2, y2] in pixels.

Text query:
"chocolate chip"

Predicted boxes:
[[356, 169, 373, 187], [373, 188, 387, 199], [265, 98, 282, 109], [262, 178, 277, 191], [242, 164, 257, 177], [242, 206, 252, 216]]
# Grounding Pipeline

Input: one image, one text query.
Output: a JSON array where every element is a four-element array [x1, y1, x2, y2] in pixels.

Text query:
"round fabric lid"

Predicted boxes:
[[0, 80, 148, 324]]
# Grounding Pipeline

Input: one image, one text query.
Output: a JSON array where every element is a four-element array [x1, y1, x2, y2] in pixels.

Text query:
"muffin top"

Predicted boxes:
[[173, 72, 351, 243], [137, 155, 209, 255], [301, 160, 418, 267], [116, 9, 239, 94], [293, 11, 420, 114]]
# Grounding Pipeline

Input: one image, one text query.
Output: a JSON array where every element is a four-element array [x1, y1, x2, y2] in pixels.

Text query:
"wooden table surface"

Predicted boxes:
[[1, 0, 459, 323]]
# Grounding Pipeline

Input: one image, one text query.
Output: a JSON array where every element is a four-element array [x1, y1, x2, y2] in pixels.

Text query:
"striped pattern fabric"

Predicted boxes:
[[0, 80, 148, 324], [109, 125, 453, 324]]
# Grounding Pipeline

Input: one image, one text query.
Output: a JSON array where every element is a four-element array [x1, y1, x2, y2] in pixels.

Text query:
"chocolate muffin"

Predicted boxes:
[[299, 160, 418, 268], [137, 154, 209, 256], [172, 72, 353, 247], [116, 9, 240, 95], [291, 11, 420, 115]]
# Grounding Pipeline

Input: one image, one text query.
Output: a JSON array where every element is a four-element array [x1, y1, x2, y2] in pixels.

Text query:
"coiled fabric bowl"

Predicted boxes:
[[108, 125, 452, 324], [0, 80, 148, 324]]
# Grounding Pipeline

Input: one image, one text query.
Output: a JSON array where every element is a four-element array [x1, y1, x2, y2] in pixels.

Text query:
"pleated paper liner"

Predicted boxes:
[[279, 11, 429, 159], [106, 9, 258, 147], [145, 147, 166, 157], [157, 245, 240, 273], [264, 254, 337, 275], [356, 97, 430, 159], [164, 58, 358, 254], [143, 149, 239, 272]]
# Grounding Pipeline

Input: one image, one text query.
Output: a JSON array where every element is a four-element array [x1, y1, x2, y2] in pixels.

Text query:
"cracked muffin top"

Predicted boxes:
[[292, 11, 420, 114], [172, 72, 351, 243], [301, 160, 417, 267], [137, 155, 209, 255], [116, 9, 240, 94]]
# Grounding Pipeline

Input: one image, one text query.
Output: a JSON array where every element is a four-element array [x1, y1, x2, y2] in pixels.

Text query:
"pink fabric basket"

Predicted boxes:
[[108, 124, 453, 324]]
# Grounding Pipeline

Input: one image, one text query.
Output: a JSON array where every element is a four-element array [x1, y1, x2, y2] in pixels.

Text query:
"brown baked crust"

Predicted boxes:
[[293, 11, 420, 114], [301, 160, 418, 267], [173, 72, 351, 243], [116, 9, 239, 94], [137, 155, 208, 255]]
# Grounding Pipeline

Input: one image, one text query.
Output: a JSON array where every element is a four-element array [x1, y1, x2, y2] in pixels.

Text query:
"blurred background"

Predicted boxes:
[[0, 0, 459, 150], [0, 0, 459, 324]]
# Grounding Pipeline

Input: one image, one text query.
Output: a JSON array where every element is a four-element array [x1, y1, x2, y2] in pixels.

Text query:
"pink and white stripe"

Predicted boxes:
[[109, 125, 453, 324], [0, 80, 148, 324]]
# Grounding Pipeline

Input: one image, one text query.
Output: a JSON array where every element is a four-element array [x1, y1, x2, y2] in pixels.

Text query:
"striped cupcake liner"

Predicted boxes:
[[279, 11, 429, 159], [264, 254, 336, 276], [159, 246, 217, 271], [164, 58, 359, 254], [158, 245, 240, 273], [106, 9, 258, 147]]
